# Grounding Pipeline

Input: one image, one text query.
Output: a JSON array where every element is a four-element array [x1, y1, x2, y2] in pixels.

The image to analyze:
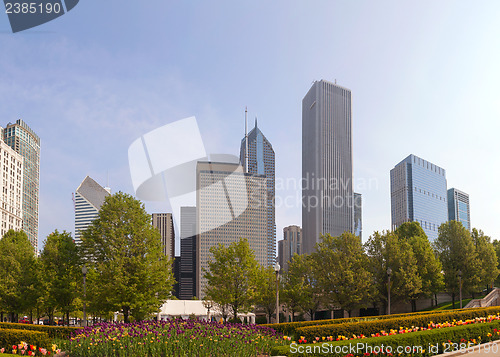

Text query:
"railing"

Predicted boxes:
[[465, 288, 500, 308]]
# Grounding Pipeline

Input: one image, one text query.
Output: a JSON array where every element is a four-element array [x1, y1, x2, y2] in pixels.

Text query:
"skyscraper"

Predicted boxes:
[[3, 119, 40, 250], [390, 154, 448, 241], [179, 206, 197, 299], [152, 213, 175, 260], [0, 140, 23, 238], [240, 118, 276, 266], [74, 176, 110, 244], [302, 80, 354, 254], [196, 161, 267, 297], [448, 188, 470, 231], [354, 192, 362, 240], [279, 225, 302, 271]]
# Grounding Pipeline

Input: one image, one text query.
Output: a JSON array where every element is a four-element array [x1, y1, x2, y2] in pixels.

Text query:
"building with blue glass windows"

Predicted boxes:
[[240, 119, 276, 267], [448, 188, 470, 231], [390, 154, 448, 241]]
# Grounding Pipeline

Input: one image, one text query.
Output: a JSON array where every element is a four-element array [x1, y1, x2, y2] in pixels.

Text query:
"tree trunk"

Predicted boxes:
[[347, 310, 352, 317], [452, 293, 455, 309], [434, 293, 438, 306], [123, 307, 130, 323], [411, 299, 417, 312]]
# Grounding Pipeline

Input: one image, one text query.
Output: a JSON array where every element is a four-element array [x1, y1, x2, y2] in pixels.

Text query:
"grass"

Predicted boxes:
[[420, 296, 485, 311]]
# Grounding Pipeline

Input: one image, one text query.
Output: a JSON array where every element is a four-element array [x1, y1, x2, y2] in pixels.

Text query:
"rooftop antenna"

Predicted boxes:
[[245, 107, 248, 173]]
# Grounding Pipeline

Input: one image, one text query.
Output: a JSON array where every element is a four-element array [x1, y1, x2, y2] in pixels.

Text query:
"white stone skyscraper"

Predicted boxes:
[[302, 80, 354, 254], [74, 176, 110, 244]]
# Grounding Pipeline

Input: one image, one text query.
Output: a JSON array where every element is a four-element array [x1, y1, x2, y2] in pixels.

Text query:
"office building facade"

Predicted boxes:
[[196, 161, 267, 297], [302, 80, 354, 254], [354, 192, 362, 240], [3, 119, 40, 250], [390, 154, 448, 241], [0, 141, 23, 238], [74, 176, 110, 244], [240, 119, 276, 266], [152, 213, 175, 260], [179, 206, 197, 299], [280, 225, 302, 271], [448, 188, 470, 231]]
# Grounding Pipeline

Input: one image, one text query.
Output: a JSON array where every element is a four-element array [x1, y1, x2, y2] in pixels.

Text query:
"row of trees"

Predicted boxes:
[[204, 221, 499, 322], [0, 192, 175, 324]]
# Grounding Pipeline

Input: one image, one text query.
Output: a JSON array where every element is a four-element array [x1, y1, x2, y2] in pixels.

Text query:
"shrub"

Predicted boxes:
[[264, 309, 450, 336], [0, 322, 78, 339], [271, 319, 500, 356], [296, 306, 500, 341], [0, 328, 50, 350]]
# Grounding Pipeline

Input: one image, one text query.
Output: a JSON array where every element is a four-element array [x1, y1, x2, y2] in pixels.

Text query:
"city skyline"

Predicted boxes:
[[0, 1, 499, 248]]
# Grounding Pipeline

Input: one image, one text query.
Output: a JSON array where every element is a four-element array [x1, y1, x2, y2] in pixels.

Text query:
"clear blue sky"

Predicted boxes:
[[1, 1, 499, 251]]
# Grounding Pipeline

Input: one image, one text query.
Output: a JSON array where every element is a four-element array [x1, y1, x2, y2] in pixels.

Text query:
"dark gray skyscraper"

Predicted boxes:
[[240, 118, 276, 266], [302, 80, 353, 254]]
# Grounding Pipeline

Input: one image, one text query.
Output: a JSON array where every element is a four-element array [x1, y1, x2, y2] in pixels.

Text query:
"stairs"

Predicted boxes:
[[464, 288, 500, 308]]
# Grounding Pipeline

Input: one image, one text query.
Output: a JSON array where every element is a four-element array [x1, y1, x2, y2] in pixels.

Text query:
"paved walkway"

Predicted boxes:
[[434, 341, 500, 356]]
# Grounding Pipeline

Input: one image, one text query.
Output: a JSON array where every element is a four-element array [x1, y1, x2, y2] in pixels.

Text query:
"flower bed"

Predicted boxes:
[[296, 306, 500, 341], [61, 319, 287, 357], [270, 320, 500, 356], [0, 322, 78, 339]]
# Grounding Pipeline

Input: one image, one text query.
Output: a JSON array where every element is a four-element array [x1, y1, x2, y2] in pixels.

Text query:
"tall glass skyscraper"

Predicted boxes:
[[302, 80, 354, 254], [448, 188, 470, 231], [390, 154, 448, 241], [240, 119, 276, 266], [3, 119, 40, 250]]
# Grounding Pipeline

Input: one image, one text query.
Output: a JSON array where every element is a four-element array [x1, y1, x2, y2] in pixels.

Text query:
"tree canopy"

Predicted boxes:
[[81, 192, 174, 322]]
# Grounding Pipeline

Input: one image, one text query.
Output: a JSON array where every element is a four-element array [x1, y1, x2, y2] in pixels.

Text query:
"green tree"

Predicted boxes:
[[0, 230, 38, 322], [203, 238, 260, 321], [313, 233, 374, 317], [254, 265, 278, 323], [281, 253, 310, 321], [493, 240, 500, 287], [40, 230, 79, 325], [365, 230, 422, 314], [81, 192, 175, 322], [434, 221, 480, 308], [471, 229, 499, 291], [396, 222, 444, 311]]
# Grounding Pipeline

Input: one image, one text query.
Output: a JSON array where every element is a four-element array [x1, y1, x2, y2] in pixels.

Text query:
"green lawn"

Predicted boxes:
[[420, 296, 485, 311]]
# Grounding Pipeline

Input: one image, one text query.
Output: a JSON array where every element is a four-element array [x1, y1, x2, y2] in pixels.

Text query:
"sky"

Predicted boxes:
[[0, 1, 499, 253]]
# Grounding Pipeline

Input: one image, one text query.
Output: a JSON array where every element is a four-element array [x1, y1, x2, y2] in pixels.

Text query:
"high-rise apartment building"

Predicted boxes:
[[179, 206, 197, 299], [74, 176, 110, 244], [240, 119, 276, 266], [302, 80, 354, 254], [448, 188, 470, 231], [354, 192, 362, 240], [152, 213, 175, 260], [3, 119, 40, 250], [0, 141, 23, 238], [390, 154, 448, 241], [279, 225, 302, 271], [196, 161, 266, 297]]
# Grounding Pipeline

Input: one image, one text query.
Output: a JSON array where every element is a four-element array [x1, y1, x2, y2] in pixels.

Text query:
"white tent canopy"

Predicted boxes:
[[157, 300, 255, 324]]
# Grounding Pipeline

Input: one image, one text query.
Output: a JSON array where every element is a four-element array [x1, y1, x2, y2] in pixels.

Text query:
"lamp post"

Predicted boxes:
[[274, 262, 280, 324], [202, 299, 213, 322], [458, 270, 463, 309], [82, 265, 88, 327], [387, 267, 392, 315]]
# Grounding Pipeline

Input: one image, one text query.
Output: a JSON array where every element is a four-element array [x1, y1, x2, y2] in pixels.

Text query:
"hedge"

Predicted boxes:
[[0, 322, 78, 339], [271, 319, 500, 356], [264, 308, 452, 336], [0, 328, 50, 350], [296, 306, 500, 341]]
